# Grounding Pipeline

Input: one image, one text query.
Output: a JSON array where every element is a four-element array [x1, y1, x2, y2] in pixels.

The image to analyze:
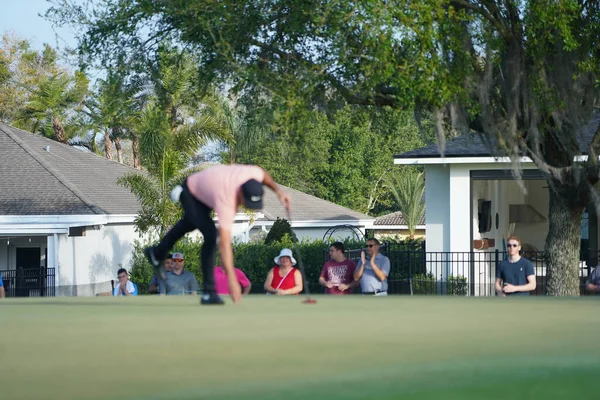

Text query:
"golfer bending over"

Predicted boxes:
[[145, 164, 291, 305]]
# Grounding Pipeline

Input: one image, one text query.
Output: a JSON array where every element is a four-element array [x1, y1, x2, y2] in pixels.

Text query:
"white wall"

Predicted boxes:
[[56, 223, 141, 296], [425, 165, 450, 253]]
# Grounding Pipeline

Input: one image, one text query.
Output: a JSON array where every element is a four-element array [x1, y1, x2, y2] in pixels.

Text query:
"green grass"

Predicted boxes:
[[0, 295, 598, 399]]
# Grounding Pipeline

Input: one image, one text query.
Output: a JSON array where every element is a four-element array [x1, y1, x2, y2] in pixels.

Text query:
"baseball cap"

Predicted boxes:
[[172, 252, 184, 260], [241, 179, 264, 210]]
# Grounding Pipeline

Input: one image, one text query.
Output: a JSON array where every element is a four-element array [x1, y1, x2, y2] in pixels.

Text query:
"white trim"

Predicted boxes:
[[0, 214, 137, 234], [394, 155, 600, 165], [394, 157, 534, 165], [0, 227, 69, 235], [0, 214, 136, 224]]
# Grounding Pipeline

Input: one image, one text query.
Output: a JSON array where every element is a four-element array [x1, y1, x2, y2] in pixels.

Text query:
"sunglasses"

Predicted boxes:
[[367, 244, 377, 248], [173, 258, 184, 262], [507, 244, 519, 248]]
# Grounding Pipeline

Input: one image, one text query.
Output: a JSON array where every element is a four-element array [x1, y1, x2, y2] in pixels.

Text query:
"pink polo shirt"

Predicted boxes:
[[186, 164, 265, 230], [214, 266, 251, 295]]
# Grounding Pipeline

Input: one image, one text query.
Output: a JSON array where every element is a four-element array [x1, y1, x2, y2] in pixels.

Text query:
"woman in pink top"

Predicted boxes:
[[264, 248, 303, 295], [144, 164, 291, 305]]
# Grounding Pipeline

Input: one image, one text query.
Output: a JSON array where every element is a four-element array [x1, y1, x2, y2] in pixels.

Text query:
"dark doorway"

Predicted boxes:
[[16, 248, 41, 269], [16, 247, 41, 297]]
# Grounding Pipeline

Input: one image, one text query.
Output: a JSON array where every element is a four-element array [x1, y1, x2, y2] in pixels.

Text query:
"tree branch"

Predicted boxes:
[[450, 0, 512, 41], [247, 39, 397, 106]]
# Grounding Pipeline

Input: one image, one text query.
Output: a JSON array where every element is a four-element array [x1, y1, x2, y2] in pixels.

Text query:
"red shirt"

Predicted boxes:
[[270, 266, 298, 290], [320, 259, 357, 295]]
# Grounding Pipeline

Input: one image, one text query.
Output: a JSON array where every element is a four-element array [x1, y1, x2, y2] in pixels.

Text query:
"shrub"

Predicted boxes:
[[447, 274, 468, 296], [412, 272, 436, 295], [129, 238, 204, 294], [264, 218, 297, 245]]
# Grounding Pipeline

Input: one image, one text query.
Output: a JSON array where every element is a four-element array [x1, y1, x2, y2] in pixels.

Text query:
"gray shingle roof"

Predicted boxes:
[[374, 211, 425, 226], [395, 114, 600, 159], [260, 184, 373, 222], [0, 123, 140, 215]]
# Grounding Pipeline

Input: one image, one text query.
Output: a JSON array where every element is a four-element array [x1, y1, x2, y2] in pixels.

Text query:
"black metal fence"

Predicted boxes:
[[320, 245, 595, 296], [0, 268, 56, 297]]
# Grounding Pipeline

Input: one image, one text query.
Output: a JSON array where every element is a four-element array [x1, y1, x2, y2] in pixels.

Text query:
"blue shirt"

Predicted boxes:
[[496, 257, 535, 296], [357, 254, 391, 293], [0, 272, 3, 287]]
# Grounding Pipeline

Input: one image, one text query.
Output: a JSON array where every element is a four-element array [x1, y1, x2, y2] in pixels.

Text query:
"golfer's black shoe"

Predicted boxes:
[[200, 293, 225, 305], [144, 246, 166, 281]]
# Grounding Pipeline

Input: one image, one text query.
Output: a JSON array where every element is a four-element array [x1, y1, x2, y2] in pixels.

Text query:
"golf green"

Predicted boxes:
[[0, 296, 597, 399]]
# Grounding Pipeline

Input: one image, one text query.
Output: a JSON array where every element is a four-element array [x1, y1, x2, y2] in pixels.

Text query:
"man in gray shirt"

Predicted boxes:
[[164, 252, 200, 295], [354, 238, 391, 295], [585, 266, 600, 295]]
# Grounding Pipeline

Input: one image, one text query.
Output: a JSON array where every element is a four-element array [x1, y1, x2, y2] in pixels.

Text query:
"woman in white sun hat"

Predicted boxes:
[[264, 248, 303, 295]]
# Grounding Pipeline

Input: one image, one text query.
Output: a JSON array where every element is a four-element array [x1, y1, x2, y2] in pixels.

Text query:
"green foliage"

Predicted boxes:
[[447, 275, 468, 296], [117, 44, 230, 235], [232, 105, 434, 215], [412, 273, 436, 295], [1, 34, 89, 142], [264, 218, 297, 245], [129, 236, 329, 294], [385, 168, 426, 238], [129, 238, 205, 294]]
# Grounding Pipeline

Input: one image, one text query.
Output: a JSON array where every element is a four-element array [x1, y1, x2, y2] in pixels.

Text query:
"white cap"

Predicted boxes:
[[170, 185, 183, 202]]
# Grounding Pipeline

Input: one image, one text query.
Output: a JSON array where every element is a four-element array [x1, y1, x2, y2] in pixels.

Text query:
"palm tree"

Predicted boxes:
[[118, 43, 233, 235], [15, 70, 88, 143], [85, 71, 139, 163], [119, 99, 226, 235], [385, 169, 426, 239], [210, 96, 270, 164]]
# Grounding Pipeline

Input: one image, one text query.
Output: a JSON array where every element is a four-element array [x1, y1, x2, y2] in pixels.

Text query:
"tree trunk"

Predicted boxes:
[[131, 134, 140, 169], [114, 136, 123, 164], [544, 185, 585, 296], [104, 130, 114, 160], [52, 117, 67, 143]]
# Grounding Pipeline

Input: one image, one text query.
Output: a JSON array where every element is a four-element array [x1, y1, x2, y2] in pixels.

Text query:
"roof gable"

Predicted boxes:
[[0, 123, 140, 215], [374, 211, 425, 226], [395, 113, 600, 160], [260, 184, 373, 222]]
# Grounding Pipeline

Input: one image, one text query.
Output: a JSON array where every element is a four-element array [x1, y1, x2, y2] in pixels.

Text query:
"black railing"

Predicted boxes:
[[321, 247, 596, 296], [1, 268, 55, 297]]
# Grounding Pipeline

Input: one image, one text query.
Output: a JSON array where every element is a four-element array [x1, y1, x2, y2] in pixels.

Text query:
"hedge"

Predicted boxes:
[[129, 236, 424, 294]]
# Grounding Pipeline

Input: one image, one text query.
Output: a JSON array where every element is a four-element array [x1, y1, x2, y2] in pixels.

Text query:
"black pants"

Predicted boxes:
[[154, 182, 218, 294]]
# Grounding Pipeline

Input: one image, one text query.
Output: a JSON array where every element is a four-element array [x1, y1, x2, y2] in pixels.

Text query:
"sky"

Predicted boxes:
[[0, 0, 77, 51]]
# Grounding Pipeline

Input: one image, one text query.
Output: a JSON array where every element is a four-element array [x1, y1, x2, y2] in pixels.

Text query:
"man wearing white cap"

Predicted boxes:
[[144, 164, 291, 305]]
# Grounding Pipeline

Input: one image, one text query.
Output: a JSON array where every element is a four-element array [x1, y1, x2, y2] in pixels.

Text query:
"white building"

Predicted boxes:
[[394, 117, 600, 295]]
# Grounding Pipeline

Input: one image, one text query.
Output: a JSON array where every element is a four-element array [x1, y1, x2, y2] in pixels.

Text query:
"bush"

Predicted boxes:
[[447, 274, 468, 296], [412, 272, 436, 295], [233, 236, 327, 290], [128, 236, 330, 294], [264, 218, 297, 245], [128, 236, 428, 295], [129, 238, 204, 294]]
